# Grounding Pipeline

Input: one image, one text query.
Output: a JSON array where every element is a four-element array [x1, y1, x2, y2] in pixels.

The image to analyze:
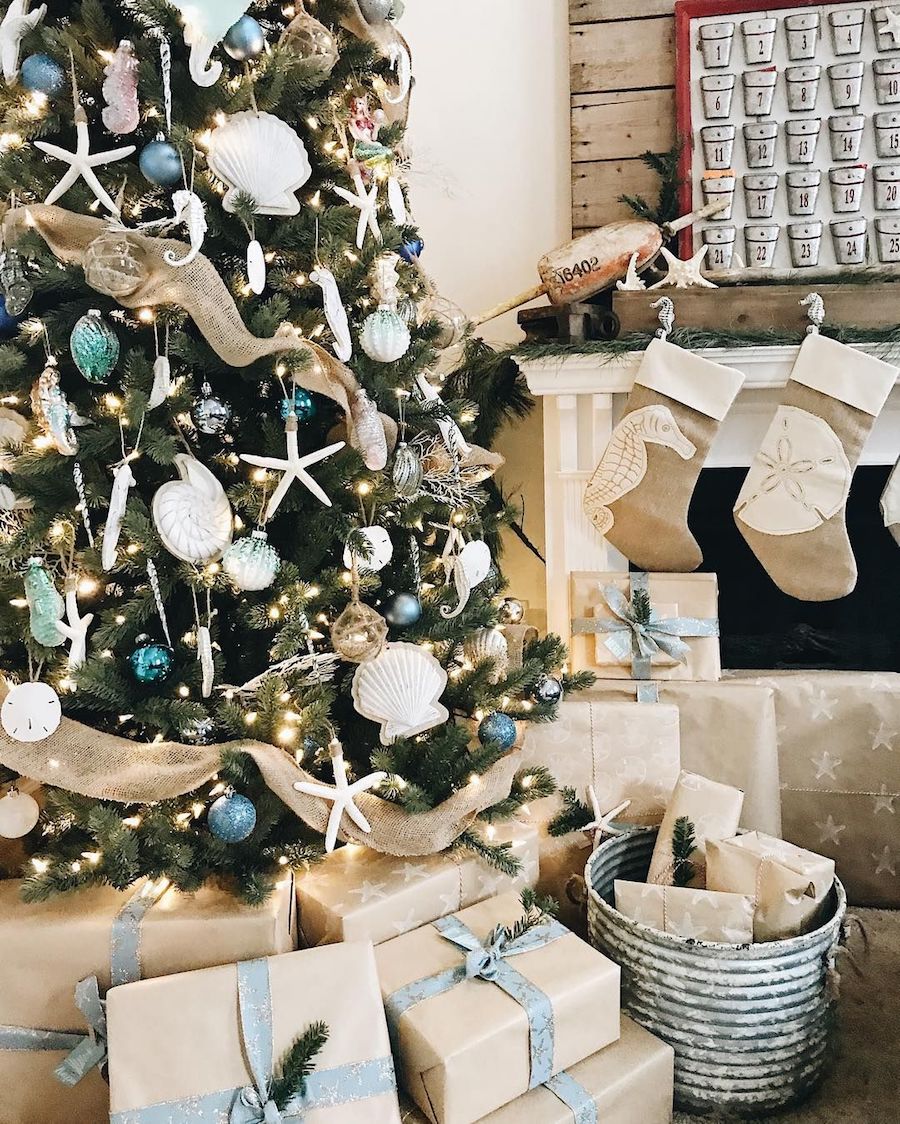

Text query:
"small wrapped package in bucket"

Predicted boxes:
[[400, 1015, 673, 1124], [614, 880, 754, 944], [707, 832, 835, 941], [107, 945, 401, 1123], [376, 891, 621, 1124], [297, 821, 540, 946], [647, 771, 744, 887]]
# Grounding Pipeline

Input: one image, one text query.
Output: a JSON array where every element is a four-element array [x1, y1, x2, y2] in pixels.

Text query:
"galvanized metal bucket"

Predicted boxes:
[[586, 828, 847, 1118]]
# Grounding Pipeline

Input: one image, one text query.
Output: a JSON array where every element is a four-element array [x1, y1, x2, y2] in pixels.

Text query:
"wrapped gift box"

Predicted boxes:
[[400, 1015, 673, 1123], [108, 944, 400, 1123], [297, 822, 540, 947], [0, 877, 296, 1124], [570, 572, 721, 682], [376, 891, 620, 1124], [648, 772, 744, 887], [614, 879, 754, 944]]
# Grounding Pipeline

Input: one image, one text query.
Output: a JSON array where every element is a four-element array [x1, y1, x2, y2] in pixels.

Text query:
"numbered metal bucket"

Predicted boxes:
[[742, 17, 777, 64], [788, 222, 823, 267], [831, 218, 868, 264], [785, 12, 820, 60], [743, 69, 778, 116], [875, 217, 900, 262], [786, 66, 821, 112], [829, 114, 865, 161], [786, 170, 821, 216], [874, 111, 900, 158], [702, 74, 735, 120], [700, 22, 735, 69], [744, 173, 779, 219], [586, 829, 847, 1119], [874, 58, 900, 106], [786, 119, 821, 165], [829, 8, 865, 55], [830, 166, 867, 213], [702, 226, 737, 270], [745, 223, 780, 268], [702, 174, 736, 220], [874, 6, 900, 50], [828, 62, 864, 109], [701, 125, 736, 171], [744, 121, 778, 168], [874, 164, 900, 210]]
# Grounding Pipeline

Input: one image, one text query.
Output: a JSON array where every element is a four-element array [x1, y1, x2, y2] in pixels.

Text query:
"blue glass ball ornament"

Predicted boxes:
[[280, 387, 317, 422], [302, 735, 321, 758], [223, 15, 266, 60], [384, 592, 422, 628], [21, 54, 66, 97], [0, 294, 24, 340], [139, 139, 183, 188], [129, 638, 175, 684], [398, 238, 424, 264], [208, 791, 257, 842], [477, 711, 517, 750], [534, 675, 564, 705], [70, 310, 119, 383]]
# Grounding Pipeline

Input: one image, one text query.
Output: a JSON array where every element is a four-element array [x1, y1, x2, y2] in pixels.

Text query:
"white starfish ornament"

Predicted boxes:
[[35, 103, 136, 216], [240, 414, 344, 520], [649, 245, 718, 290], [333, 170, 381, 249], [583, 785, 631, 848], [616, 251, 647, 292], [293, 738, 387, 852], [881, 7, 900, 47], [58, 575, 94, 670], [0, 0, 46, 85]]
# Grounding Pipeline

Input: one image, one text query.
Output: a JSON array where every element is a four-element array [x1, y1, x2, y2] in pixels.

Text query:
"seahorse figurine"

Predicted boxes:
[[584, 405, 696, 536]]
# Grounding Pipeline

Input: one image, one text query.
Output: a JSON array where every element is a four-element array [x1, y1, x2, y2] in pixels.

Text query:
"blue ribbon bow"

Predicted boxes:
[[229, 960, 286, 1124]]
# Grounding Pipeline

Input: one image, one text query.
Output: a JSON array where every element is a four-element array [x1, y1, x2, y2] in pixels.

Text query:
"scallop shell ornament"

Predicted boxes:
[[207, 111, 312, 216], [222, 530, 281, 591], [152, 454, 233, 565], [351, 642, 450, 745], [360, 305, 411, 363], [463, 627, 509, 684]]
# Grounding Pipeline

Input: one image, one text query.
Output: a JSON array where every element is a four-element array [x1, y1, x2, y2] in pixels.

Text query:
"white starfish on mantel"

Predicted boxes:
[[649, 245, 718, 290], [293, 739, 387, 853]]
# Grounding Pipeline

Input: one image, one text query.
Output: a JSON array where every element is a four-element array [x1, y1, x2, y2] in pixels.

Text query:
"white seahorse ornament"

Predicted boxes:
[[163, 190, 207, 266], [167, 0, 254, 88]]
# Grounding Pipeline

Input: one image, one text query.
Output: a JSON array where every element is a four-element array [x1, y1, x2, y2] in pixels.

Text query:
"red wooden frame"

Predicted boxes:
[[674, 0, 838, 257]]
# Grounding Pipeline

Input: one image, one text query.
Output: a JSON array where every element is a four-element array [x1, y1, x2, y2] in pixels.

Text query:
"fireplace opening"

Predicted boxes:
[[687, 467, 899, 672]]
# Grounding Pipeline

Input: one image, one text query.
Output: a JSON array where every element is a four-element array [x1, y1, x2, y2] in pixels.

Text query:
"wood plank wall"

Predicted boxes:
[[571, 1, 678, 234]]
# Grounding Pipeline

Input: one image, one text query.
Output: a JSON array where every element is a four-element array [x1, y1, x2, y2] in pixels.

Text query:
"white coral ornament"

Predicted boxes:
[[351, 642, 450, 745], [207, 111, 312, 215], [152, 454, 233, 564]]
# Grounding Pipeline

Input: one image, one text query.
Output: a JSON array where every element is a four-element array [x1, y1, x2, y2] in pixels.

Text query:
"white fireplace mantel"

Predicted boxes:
[[519, 345, 900, 640]]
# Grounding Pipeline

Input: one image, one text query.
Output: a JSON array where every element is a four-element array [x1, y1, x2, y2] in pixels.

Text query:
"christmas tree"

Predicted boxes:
[[0, 0, 589, 902]]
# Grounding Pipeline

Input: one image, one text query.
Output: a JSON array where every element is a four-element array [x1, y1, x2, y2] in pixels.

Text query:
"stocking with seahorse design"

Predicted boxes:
[[584, 337, 745, 571]]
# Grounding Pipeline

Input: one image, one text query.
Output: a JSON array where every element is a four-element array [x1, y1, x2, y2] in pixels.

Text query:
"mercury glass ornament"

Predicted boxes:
[[129, 637, 174, 683], [361, 306, 411, 363], [280, 2, 339, 77], [0, 249, 32, 316], [70, 310, 119, 383], [499, 597, 525, 625], [280, 387, 316, 422], [392, 442, 423, 498], [359, 0, 394, 22], [139, 138, 183, 188], [192, 382, 232, 435], [477, 711, 517, 750], [21, 53, 66, 96], [534, 675, 564, 705], [24, 558, 64, 647], [383, 591, 422, 628], [208, 791, 257, 842], [181, 716, 216, 743], [331, 600, 388, 663], [84, 229, 146, 298], [223, 15, 266, 60], [222, 530, 281, 591]]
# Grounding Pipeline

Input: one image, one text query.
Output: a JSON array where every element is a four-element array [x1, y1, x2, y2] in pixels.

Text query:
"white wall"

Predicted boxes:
[[402, 1, 572, 627]]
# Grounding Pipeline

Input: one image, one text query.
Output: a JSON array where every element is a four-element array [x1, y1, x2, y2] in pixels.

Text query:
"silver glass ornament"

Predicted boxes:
[[359, 0, 393, 22], [0, 249, 32, 316], [392, 442, 423, 498], [534, 674, 564, 704], [192, 382, 232, 435]]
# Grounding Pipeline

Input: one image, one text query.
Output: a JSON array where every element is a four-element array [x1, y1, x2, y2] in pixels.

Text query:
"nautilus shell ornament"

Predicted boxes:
[[152, 454, 233, 564]]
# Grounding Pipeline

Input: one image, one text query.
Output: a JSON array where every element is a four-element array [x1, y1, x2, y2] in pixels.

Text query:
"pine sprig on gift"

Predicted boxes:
[[672, 816, 698, 888], [631, 589, 653, 626], [269, 1021, 329, 1111], [548, 787, 592, 837], [479, 766, 556, 822], [453, 830, 522, 879], [494, 888, 559, 946]]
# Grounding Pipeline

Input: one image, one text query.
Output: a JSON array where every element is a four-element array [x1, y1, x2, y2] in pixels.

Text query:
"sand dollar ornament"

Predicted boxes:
[[222, 530, 281, 591], [152, 453, 233, 564], [1, 681, 62, 743], [84, 227, 146, 298], [70, 310, 119, 383], [352, 641, 449, 745], [0, 786, 39, 837], [207, 111, 312, 216], [342, 525, 393, 573]]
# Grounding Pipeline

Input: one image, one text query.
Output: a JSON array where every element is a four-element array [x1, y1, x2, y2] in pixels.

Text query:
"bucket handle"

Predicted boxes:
[[826, 912, 870, 999]]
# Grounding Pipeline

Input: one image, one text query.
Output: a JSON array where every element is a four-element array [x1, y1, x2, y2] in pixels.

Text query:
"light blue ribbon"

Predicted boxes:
[[385, 914, 568, 1090], [110, 958, 397, 1124], [110, 881, 167, 987], [545, 1071, 599, 1123]]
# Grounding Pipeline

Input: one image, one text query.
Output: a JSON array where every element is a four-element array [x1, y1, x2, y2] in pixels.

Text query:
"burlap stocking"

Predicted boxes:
[[584, 338, 745, 571], [734, 332, 897, 601]]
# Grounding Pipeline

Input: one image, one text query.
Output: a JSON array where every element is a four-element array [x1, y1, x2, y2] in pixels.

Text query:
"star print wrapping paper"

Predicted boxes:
[[107, 945, 401, 1124], [613, 880, 754, 945], [375, 892, 621, 1124], [399, 1016, 674, 1124], [295, 821, 539, 947], [647, 772, 744, 887], [0, 877, 296, 1124]]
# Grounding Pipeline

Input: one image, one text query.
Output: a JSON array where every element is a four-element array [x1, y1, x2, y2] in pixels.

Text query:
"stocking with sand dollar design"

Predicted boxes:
[[584, 335, 745, 572], [734, 331, 897, 601]]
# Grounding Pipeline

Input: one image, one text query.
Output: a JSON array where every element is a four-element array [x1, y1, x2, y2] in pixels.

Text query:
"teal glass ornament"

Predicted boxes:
[[208, 791, 257, 842], [223, 16, 265, 60], [280, 387, 316, 422], [477, 711, 517, 750], [24, 559, 64, 647], [129, 637, 174, 683], [70, 310, 119, 383]]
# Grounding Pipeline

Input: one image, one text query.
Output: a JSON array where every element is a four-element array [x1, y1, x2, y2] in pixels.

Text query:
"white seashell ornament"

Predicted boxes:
[[247, 238, 266, 295], [442, 539, 492, 620], [222, 530, 281, 591], [152, 453, 233, 565], [463, 627, 509, 684], [351, 641, 450, 745], [207, 111, 312, 216], [343, 525, 393, 573], [360, 306, 411, 363]]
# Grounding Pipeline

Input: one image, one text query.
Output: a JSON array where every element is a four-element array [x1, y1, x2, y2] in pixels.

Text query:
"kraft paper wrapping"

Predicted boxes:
[[707, 832, 836, 942], [727, 671, 900, 907], [376, 892, 621, 1124], [107, 945, 401, 1123], [400, 1016, 673, 1124], [0, 878, 295, 1124], [614, 880, 755, 944], [297, 822, 540, 947], [648, 772, 744, 887], [570, 572, 721, 681]]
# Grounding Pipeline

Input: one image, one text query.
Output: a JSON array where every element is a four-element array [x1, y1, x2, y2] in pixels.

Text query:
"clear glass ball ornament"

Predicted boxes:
[[84, 229, 147, 298], [420, 294, 469, 352], [280, 3, 339, 77], [330, 600, 388, 663]]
